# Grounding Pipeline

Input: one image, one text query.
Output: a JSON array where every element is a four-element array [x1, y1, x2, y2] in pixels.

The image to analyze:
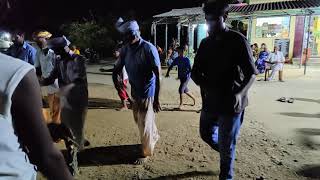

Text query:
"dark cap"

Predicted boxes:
[[47, 36, 71, 49], [203, 0, 230, 16]]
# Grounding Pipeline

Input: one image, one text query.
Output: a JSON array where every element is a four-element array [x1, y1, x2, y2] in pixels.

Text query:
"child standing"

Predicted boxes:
[[112, 47, 132, 111], [166, 46, 195, 109]]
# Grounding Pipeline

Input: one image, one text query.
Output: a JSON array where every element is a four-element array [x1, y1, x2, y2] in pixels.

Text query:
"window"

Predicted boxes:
[[256, 16, 290, 38]]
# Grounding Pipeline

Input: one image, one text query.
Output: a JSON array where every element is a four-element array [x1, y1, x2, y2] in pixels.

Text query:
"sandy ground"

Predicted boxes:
[[38, 64, 320, 180]]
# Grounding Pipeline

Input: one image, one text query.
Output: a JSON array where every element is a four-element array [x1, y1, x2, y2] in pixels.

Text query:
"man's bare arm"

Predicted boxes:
[[12, 70, 73, 180]]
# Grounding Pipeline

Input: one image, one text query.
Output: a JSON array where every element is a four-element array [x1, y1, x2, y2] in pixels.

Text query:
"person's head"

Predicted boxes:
[[114, 49, 121, 58], [274, 46, 279, 52], [33, 30, 52, 48], [184, 44, 188, 51], [116, 18, 141, 45], [176, 46, 184, 57], [254, 43, 259, 49], [261, 43, 266, 49], [47, 36, 72, 59], [203, 1, 229, 35], [12, 30, 25, 45]]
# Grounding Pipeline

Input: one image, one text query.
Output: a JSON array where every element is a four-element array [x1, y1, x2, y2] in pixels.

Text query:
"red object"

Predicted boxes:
[[118, 79, 129, 101]]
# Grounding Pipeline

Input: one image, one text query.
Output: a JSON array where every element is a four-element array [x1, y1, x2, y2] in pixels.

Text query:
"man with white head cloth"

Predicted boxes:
[[113, 18, 161, 164]]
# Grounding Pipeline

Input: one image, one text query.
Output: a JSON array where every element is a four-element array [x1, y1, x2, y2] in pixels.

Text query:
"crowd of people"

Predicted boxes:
[[251, 42, 286, 82], [0, 1, 259, 180]]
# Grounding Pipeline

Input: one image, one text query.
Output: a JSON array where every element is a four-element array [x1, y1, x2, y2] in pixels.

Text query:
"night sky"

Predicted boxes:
[[2, 0, 205, 33]]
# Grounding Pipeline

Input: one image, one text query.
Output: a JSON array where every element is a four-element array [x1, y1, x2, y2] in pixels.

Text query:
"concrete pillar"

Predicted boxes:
[[165, 24, 168, 53], [247, 17, 253, 43], [177, 23, 181, 45], [154, 24, 157, 46], [197, 24, 207, 48]]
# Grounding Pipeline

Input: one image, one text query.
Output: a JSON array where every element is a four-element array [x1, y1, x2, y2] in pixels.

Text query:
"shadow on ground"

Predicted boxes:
[[294, 98, 320, 104], [297, 165, 320, 178], [161, 107, 199, 113], [279, 112, 320, 118], [88, 98, 121, 109], [296, 128, 320, 150], [75, 144, 141, 166], [144, 171, 217, 180]]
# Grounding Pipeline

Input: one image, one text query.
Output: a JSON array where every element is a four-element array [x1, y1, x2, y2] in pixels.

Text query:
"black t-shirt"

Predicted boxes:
[[192, 28, 258, 114]]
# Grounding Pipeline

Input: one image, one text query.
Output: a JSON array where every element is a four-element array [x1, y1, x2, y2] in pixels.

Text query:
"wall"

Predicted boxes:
[[250, 16, 296, 60]]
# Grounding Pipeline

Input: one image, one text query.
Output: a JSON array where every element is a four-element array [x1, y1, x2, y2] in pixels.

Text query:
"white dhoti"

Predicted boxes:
[[268, 63, 284, 80], [132, 97, 159, 157]]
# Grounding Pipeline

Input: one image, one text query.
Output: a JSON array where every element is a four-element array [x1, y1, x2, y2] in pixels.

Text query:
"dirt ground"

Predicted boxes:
[[38, 65, 320, 180]]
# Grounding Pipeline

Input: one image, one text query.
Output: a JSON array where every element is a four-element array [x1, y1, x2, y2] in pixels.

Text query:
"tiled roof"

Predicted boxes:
[[153, 0, 320, 18], [229, 0, 320, 13]]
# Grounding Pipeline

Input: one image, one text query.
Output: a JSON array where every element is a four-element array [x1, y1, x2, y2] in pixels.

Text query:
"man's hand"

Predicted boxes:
[[153, 99, 161, 113], [234, 93, 242, 111]]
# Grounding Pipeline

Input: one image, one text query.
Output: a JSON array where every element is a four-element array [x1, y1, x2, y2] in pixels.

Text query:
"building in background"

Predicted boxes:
[[152, 0, 320, 65]]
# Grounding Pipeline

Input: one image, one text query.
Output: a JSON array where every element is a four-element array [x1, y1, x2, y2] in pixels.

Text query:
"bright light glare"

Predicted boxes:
[[204, 24, 209, 31], [4, 33, 10, 40]]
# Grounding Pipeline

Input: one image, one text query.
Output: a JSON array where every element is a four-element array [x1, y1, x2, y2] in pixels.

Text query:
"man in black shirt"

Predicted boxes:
[[191, 1, 258, 179]]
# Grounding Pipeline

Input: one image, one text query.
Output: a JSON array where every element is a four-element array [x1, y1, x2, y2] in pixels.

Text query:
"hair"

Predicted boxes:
[[176, 46, 185, 53], [203, 1, 230, 16], [13, 29, 25, 36]]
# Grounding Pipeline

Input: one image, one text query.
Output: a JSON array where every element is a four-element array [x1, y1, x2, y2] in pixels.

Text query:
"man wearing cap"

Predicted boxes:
[[40, 36, 88, 175], [113, 18, 161, 164], [34, 30, 61, 124], [191, 1, 258, 179]]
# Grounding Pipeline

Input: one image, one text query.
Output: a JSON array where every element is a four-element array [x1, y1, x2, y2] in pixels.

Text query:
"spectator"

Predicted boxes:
[[0, 52, 72, 180], [266, 46, 285, 82], [7, 30, 36, 65]]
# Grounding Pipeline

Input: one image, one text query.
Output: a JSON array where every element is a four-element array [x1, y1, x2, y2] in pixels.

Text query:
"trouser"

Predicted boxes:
[[132, 97, 159, 157], [200, 110, 244, 180], [117, 79, 130, 101], [179, 77, 190, 94], [47, 93, 61, 124], [268, 63, 284, 81], [61, 106, 87, 150]]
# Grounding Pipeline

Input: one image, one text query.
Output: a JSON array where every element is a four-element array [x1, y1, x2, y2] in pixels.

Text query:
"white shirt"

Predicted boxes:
[[0, 53, 37, 180], [34, 46, 59, 94], [267, 51, 285, 63]]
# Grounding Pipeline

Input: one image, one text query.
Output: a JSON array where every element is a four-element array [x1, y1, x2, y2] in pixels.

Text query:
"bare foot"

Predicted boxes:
[[134, 157, 149, 165]]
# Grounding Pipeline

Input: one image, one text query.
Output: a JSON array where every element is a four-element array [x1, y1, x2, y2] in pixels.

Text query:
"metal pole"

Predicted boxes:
[[188, 23, 192, 56], [154, 24, 157, 46], [165, 24, 168, 53], [177, 23, 181, 46], [304, 15, 312, 75], [247, 17, 253, 43], [300, 16, 307, 69]]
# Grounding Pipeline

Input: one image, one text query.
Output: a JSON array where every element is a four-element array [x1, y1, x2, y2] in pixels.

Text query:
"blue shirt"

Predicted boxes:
[[120, 39, 160, 99], [169, 56, 191, 79], [7, 42, 36, 65]]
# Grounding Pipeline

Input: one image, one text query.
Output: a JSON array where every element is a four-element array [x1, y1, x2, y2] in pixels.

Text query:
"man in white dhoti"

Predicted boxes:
[[113, 18, 161, 164], [267, 46, 285, 82]]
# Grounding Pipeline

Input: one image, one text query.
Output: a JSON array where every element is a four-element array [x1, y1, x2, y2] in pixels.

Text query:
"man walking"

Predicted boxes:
[[113, 18, 161, 164], [191, 1, 257, 179], [33, 30, 61, 124], [266, 46, 285, 82], [7, 30, 36, 65]]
